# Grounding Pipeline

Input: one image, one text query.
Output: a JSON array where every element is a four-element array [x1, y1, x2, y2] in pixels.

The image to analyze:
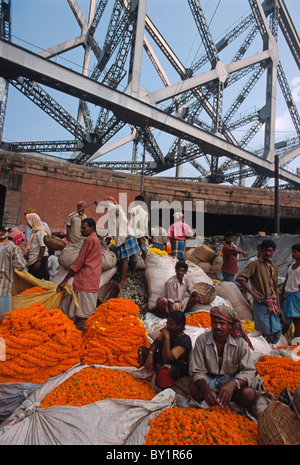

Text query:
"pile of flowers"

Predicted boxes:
[[150, 247, 168, 256], [0, 303, 83, 384], [82, 298, 150, 367], [242, 320, 255, 333], [40, 366, 156, 408], [20, 286, 47, 295], [185, 312, 211, 329], [255, 355, 300, 396], [144, 405, 258, 445]]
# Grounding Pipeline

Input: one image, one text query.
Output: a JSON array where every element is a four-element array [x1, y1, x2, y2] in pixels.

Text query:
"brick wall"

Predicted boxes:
[[1, 151, 300, 233]]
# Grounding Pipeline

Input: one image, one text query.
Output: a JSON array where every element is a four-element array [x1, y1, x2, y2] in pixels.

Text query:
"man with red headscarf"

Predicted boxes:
[[189, 306, 256, 409]]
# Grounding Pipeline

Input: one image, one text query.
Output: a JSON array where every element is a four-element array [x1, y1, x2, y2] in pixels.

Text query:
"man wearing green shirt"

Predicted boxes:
[[236, 239, 282, 345]]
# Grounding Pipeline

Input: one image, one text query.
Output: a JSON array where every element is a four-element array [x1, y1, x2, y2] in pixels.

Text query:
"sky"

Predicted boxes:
[[2, 0, 300, 184]]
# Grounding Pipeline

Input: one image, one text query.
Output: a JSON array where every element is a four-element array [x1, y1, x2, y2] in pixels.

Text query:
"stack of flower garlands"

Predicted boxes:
[[0, 303, 83, 384], [144, 405, 258, 445], [40, 366, 157, 408], [82, 298, 150, 367], [255, 354, 300, 396]]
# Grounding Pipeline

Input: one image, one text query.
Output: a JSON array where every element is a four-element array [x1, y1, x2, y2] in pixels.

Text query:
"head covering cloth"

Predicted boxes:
[[9, 228, 25, 250], [210, 306, 254, 349], [24, 213, 51, 256]]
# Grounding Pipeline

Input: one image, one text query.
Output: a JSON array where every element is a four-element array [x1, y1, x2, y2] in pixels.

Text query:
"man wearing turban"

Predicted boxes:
[[189, 306, 256, 409]]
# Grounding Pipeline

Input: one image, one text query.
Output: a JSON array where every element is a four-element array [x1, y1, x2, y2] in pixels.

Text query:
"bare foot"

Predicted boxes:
[[119, 280, 127, 288], [128, 272, 135, 278]]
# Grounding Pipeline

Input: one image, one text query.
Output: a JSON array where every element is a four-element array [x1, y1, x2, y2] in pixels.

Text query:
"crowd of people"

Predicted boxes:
[[0, 197, 299, 412]]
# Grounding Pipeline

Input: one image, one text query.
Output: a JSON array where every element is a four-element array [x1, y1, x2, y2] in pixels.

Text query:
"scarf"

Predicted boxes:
[[210, 306, 254, 349], [24, 213, 51, 256], [9, 228, 25, 250]]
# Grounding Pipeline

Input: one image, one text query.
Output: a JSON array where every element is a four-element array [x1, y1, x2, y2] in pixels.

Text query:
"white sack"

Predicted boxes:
[[216, 281, 253, 320], [185, 260, 214, 286], [101, 247, 117, 271], [58, 241, 83, 269], [0, 364, 175, 445], [0, 382, 41, 423], [145, 255, 176, 310]]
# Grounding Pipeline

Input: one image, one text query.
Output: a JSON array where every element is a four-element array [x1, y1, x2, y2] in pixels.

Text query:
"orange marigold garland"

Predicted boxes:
[[40, 366, 156, 408], [255, 355, 300, 396], [20, 286, 47, 295], [82, 298, 150, 367], [185, 312, 211, 328], [0, 303, 83, 384], [144, 405, 258, 445]]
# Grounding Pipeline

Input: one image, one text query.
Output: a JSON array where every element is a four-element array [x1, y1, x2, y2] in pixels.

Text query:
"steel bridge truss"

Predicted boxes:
[[0, 0, 299, 188]]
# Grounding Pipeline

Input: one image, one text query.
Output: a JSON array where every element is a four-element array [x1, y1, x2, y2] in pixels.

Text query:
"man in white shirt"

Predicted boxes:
[[128, 195, 149, 277], [66, 201, 87, 244], [154, 261, 201, 318]]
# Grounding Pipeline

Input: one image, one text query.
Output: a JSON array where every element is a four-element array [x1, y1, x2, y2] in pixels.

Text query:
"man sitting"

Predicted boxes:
[[189, 306, 256, 409], [154, 261, 201, 318]]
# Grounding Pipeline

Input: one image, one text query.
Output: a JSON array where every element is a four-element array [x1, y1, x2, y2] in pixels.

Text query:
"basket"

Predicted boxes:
[[258, 401, 300, 445], [194, 282, 216, 304], [184, 248, 195, 261], [193, 245, 216, 263], [208, 253, 223, 277], [43, 235, 66, 251], [97, 282, 122, 305]]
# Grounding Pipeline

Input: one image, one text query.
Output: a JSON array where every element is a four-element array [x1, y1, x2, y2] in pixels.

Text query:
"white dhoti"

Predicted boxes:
[[60, 290, 98, 321]]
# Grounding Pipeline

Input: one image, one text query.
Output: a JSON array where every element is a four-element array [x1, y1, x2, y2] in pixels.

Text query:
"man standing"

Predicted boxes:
[[128, 194, 149, 277], [280, 243, 300, 340], [236, 239, 282, 345], [98, 196, 140, 288], [189, 306, 256, 409], [66, 201, 87, 244], [0, 230, 27, 314], [24, 213, 51, 281], [221, 231, 249, 282], [168, 212, 194, 261], [58, 218, 102, 330]]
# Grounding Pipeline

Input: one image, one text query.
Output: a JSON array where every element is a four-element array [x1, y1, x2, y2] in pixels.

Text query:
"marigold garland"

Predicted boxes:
[[0, 303, 83, 384], [150, 248, 168, 256], [242, 320, 255, 333], [185, 314, 256, 333], [144, 405, 258, 445], [185, 312, 211, 328], [20, 286, 47, 295], [255, 355, 300, 396], [82, 298, 150, 367], [40, 366, 156, 408]]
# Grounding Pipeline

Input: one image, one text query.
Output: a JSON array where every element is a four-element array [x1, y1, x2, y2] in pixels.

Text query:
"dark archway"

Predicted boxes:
[[0, 185, 6, 225]]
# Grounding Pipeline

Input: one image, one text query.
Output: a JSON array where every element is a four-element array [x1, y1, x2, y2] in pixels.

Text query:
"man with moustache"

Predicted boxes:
[[236, 239, 282, 345], [189, 306, 256, 409]]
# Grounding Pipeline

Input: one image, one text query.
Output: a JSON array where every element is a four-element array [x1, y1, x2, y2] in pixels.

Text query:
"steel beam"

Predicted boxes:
[[0, 39, 299, 187]]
